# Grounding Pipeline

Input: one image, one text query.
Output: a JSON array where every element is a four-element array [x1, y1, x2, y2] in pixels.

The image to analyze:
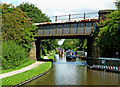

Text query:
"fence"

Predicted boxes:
[[54, 12, 98, 22], [86, 57, 120, 66]]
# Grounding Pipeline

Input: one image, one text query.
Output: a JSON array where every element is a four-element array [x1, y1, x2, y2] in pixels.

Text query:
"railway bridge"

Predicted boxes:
[[32, 10, 112, 61]]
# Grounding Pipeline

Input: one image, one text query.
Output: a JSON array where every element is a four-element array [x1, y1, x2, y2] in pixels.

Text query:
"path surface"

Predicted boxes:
[[0, 54, 50, 79]]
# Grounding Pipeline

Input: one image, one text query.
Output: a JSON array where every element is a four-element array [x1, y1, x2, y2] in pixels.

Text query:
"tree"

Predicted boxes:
[[41, 39, 59, 55], [115, 0, 120, 10], [17, 3, 51, 23], [2, 3, 37, 50], [17, 3, 59, 56], [17, 3, 59, 55], [96, 7, 120, 57], [61, 39, 85, 51], [82, 39, 87, 51]]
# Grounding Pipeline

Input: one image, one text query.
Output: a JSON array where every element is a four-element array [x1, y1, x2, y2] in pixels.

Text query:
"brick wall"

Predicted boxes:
[[29, 42, 37, 61]]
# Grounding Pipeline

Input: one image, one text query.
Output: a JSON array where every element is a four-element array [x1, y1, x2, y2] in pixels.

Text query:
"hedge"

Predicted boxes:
[[2, 41, 29, 70]]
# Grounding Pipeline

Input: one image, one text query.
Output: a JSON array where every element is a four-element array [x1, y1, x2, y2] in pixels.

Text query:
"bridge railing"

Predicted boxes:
[[54, 12, 98, 22]]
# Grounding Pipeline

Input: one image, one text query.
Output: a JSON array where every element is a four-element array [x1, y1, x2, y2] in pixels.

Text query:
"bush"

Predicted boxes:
[[42, 46, 47, 56], [2, 41, 29, 70], [41, 54, 44, 59], [47, 50, 51, 54]]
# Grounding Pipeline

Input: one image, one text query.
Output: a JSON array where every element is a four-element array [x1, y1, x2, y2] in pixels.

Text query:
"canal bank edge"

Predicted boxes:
[[14, 54, 54, 86], [15, 63, 53, 87]]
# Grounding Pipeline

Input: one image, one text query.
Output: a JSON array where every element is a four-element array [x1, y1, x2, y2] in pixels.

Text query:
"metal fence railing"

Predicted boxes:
[[86, 57, 120, 66], [54, 12, 98, 22]]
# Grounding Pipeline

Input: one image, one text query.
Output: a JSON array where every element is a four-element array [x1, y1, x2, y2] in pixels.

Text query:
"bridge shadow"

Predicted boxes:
[[38, 59, 53, 63]]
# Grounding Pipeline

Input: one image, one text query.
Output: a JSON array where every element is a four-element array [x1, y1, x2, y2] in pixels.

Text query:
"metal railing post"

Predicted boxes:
[[55, 16, 57, 22], [69, 14, 71, 21], [84, 13, 86, 19]]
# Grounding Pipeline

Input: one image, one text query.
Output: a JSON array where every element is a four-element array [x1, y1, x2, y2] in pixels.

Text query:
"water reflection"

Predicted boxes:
[[26, 54, 120, 85], [54, 61, 87, 85], [87, 69, 119, 85]]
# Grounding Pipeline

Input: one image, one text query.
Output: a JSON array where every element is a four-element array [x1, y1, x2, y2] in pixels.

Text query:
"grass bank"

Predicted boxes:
[[2, 54, 54, 85], [1, 60, 35, 74], [2, 62, 51, 85]]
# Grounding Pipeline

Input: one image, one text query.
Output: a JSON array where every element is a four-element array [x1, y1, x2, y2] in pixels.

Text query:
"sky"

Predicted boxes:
[[2, 0, 116, 18], [1, 0, 117, 45], [58, 39, 65, 45]]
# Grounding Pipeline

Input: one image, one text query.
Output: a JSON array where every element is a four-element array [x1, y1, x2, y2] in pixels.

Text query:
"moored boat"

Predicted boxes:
[[66, 50, 76, 60]]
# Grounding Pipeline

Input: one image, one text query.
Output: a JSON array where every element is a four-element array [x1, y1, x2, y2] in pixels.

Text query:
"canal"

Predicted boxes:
[[26, 54, 119, 85]]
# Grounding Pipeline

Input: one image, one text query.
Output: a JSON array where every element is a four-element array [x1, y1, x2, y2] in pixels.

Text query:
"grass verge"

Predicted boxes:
[[2, 62, 51, 85], [1, 60, 35, 74], [48, 54, 55, 60]]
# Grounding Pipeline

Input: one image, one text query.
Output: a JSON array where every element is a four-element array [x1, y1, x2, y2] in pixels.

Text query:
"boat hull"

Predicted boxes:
[[66, 56, 76, 60]]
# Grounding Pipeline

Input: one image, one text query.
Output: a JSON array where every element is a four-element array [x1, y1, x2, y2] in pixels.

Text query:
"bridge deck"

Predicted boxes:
[[34, 19, 97, 39]]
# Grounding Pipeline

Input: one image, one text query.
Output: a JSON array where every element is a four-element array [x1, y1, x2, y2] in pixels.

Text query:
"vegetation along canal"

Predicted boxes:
[[26, 54, 119, 85]]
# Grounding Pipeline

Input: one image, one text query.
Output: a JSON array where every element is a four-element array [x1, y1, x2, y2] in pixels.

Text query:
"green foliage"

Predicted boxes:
[[96, 10, 120, 57], [48, 54, 55, 60], [41, 54, 44, 59], [115, 0, 120, 10], [77, 39, 85, 51], [41, 39, 58, 56], [2, 3, 37, 50], [17, 3, 51, 23], [61, 39, 78, 50], [2, 41, 29, 70], [17, 3, 58, 56], [2, 60, 35, 74], [82, 39, 87, 51], [47, 50, 51, 54], [42, 46, 47, 56], [61, 39, 85, 51]]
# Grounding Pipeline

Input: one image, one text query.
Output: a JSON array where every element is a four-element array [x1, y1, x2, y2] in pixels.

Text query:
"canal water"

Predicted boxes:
[[26, 54, 120, 85]]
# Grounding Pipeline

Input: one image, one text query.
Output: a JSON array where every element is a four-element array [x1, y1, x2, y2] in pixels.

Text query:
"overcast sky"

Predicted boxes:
[[1, 0, 117, 45], [2, 0, 116, 17]]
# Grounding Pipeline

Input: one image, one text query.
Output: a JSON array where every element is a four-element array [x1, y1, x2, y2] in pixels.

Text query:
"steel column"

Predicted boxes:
[[35, 39, 41, 61]]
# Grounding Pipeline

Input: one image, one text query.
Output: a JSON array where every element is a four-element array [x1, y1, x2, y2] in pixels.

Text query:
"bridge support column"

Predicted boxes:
[[35, 38, 41, 61], [87, 37, 94, 58]]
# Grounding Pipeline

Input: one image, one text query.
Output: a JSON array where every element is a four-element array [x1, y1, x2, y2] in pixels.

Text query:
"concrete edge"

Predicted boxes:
[[14, 63, 53, 87]]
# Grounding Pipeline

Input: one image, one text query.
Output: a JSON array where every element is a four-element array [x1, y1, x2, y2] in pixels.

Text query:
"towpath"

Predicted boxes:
[[0, 54, 50, 79]]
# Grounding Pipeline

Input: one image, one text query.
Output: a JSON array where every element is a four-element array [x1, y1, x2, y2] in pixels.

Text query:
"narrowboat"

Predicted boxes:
[[66, 50, 76, 60]]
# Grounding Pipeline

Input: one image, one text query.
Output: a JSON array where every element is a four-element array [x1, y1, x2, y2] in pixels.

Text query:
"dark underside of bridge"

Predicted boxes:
[[34, 34, 93, 39], [34, 34, 94, 61]]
